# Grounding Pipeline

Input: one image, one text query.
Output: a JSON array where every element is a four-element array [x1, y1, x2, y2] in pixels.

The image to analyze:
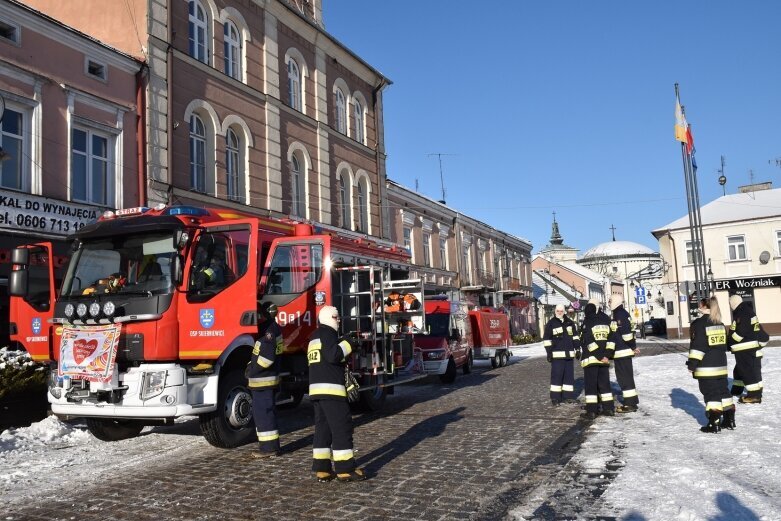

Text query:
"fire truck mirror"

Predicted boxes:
[[11, 247, 29, 266], [9, 269, 29, 297], [172, 254, 184, 286]]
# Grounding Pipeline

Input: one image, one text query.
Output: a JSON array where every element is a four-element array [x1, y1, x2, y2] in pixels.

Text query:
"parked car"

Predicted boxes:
[[643, 318, 667, 336]]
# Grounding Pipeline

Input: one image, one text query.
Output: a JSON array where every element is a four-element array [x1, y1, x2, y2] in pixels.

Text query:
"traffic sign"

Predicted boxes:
[[635, 287, 647, 305]]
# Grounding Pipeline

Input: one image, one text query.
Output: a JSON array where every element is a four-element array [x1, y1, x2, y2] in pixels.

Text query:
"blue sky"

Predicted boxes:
[[323, 1, 781, 254]]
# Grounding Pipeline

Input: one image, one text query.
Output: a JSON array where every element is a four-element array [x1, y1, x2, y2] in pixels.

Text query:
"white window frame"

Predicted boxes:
[[727, 234, 747, 261], [403, 227, 412, 254], [422, 232, 431, 267], [335, 88, 347, 134], [0, 103, 31, 193], [357, 179, 368, 233], [70, 125, 114, 206], [353, 99, 365, 144], [223, 21, 241, 80], [225, 128, 243, 203], [776, 230, 781, 257], [287, 58, 302, 111], [189, 114, 206, 193], [188, 0, 210, 64], [439, 237, 448, 270], [291, 154, 305, 217], [685, 240, 703, 266], [338, 172, 351, 229], [463, 245, 472, 278]]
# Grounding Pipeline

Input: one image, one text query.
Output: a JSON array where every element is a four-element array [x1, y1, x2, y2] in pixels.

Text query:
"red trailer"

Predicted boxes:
[[468, 309, 511, 368]]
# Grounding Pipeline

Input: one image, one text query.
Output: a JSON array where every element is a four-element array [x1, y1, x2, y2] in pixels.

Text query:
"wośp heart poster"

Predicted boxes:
[[58, 324, 122, 382]]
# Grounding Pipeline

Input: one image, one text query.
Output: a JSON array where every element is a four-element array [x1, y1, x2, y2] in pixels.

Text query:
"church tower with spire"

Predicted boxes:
[[538, 212, 579, 263]]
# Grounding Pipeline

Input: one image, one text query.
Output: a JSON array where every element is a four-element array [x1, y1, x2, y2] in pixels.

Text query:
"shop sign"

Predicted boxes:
[[713, 276, 781, 291], [0, 193, 100, 237]]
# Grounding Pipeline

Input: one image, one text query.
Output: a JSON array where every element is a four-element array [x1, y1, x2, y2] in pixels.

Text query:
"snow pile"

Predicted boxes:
[[574, 348, 781, 519], [0, 415, 92, 453], [0, 347, 43, 372]]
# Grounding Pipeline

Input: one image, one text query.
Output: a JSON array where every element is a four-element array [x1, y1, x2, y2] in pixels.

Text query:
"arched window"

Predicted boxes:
[[189, 114, 206, 192], [338, 172, 350, 228], [223, 21, 241, 80], [291, 155, 305, 216], [188, 0, 209, 64], [357, 179, 368, 233], [287, 59, 302, 111], [335, 88, 347, 134], [353, 99, 364, 144], [226, 128, 242, 202]]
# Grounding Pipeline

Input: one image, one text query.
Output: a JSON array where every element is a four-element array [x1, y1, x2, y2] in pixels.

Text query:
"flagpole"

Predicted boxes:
[[687, 131, 709, 296]]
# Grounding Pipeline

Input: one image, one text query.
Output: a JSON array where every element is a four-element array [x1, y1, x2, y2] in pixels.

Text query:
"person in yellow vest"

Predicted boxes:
[[728, 295, 769, 403], [308, 306, 365, 482], [610, 295, 640, 413], [247, 302, 284, 458]]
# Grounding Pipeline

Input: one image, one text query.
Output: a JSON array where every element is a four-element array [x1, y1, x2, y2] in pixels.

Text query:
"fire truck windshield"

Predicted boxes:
[[61, 232, 177, 297], [425, 313, 450, 337]]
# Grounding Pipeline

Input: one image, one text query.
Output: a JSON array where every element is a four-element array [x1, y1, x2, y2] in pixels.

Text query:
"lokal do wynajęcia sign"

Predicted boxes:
[[0, 193, 101, 237]]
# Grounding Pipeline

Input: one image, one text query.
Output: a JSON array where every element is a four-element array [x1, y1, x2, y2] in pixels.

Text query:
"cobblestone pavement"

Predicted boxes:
[[5, 342, 688, 521]]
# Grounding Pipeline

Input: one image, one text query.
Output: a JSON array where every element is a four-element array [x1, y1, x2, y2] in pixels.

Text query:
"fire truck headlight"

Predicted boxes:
[[76, 303, 88, 318], [102, 301, 115, 317], [140, 371, 167, 400], [64, 304, 75, 319], [89, 302, 101, 318]]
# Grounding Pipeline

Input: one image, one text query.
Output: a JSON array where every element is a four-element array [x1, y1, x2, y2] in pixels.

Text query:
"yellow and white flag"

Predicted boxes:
[[674, 97, 688, 143]]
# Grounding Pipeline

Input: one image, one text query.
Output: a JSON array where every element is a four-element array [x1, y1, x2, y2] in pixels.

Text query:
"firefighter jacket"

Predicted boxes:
[[728, 302, 769, 356], [611, 305, 636, 359], [580, 309, 615, 367], [307, 325, 354, 400], [247, 319, 283, 389], [686, 315, 729, 379], [543, 316, 579, 360]]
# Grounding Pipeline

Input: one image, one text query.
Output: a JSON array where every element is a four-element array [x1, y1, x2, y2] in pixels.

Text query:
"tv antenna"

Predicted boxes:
[[428, 153, 456, 204]]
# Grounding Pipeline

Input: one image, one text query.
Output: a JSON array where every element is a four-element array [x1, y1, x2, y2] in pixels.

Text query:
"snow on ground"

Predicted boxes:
[[569, 347, 781, 520]]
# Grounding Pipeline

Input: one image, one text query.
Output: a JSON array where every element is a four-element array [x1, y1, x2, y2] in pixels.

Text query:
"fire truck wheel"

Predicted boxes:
[[500, 351, 509, 367], [439, 357, 457, 384], [463, 351, 473, 374], [357, 380, 387, 411], [200, 368, 255, 448], [491, 355, 500, 369], [85, 418, 144, 442]]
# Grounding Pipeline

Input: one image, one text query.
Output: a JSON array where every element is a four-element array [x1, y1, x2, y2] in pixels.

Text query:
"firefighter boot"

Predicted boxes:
[[700, 411, 721, 434], [315, 471, 336, 483], [336, 468, 367, 482], [720, 408, 736, 430], [738, 396, 761, 404]]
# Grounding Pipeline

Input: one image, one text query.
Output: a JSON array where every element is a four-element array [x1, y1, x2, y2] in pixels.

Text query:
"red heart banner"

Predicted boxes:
[[73, 338, 98, 365]]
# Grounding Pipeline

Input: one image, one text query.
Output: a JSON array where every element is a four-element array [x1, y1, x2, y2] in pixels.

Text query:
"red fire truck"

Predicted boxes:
[[9, 205, 425, 448], [416, 297, 474, 383], [469, 308, 512, 368]]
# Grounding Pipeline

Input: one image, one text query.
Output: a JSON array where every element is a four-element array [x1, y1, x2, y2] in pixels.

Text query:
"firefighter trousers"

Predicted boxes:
[[549, 359, 575, 403], [614, 358, 638, 406], [252, 389, 280, 453], [697, 377, 734, 413], [312, 399, 356, 474], [731, 351, 763, 398], [583, 365, 614, 414]]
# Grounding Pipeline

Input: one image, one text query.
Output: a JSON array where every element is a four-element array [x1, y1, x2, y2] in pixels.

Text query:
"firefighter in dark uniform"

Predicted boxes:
[[247, 302, 284, 457], [728, 295, 768, 403], [687, 297, 735, 433], [543, 304, 580, 406], [580, 302, 616, 419], [610, 295, 640, 413], [308, 306, 366, 482]]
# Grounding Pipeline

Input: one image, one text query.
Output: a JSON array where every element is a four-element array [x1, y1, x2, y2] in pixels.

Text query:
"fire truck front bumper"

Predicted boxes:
[[421, 350, 449, 375], [48, 363, 219, 419]]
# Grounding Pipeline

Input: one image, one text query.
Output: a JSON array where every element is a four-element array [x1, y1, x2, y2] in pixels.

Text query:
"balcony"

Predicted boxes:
[[475, 269, 495, 288], [505, 277, 522, 291]]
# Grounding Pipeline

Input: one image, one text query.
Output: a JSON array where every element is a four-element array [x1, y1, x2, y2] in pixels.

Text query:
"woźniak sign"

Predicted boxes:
[[0, 193, 101, 237], [713, 276, 781, 291]]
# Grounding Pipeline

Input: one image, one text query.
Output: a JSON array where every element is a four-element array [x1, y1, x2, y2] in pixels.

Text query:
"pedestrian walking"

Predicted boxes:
[[543, 304, 579, 406], [580, 302, 615, 419], [247, 302, 284, 458], [728, 295, 769, 403], [686, 297, 735, 433], [610, 295, 640, 413], [308, 306, 366, 482]]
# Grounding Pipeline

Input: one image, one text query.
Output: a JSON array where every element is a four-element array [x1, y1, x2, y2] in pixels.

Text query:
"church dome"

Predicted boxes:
[[581, 240, 656, 259]]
